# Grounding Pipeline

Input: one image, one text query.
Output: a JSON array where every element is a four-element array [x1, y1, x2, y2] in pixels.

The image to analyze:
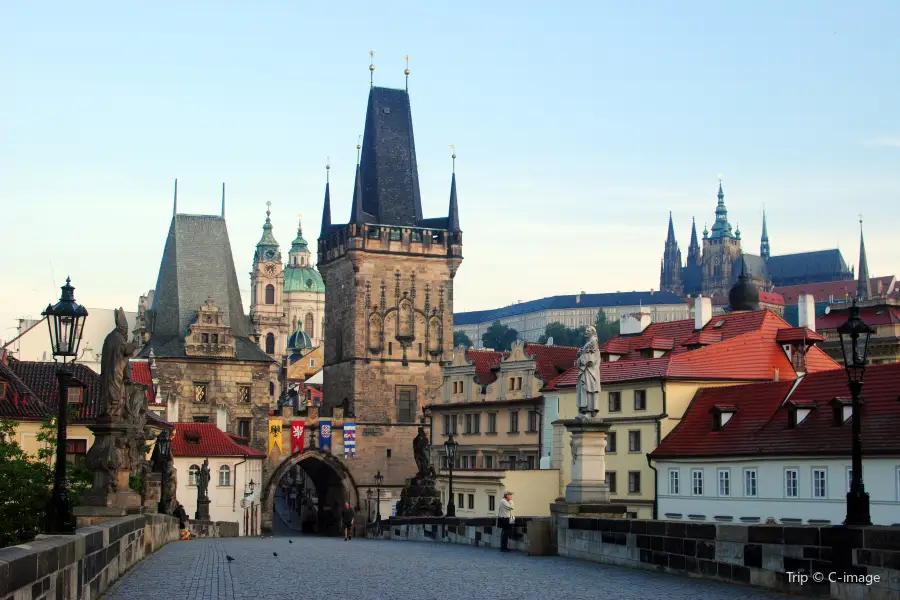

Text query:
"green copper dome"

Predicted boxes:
[[283, 266, 325, 293], [287, 326, 313, 352]]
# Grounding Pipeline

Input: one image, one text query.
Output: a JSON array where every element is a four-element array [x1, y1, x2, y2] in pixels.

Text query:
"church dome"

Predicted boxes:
[[283, 266, 325, 293], [729, 258, 760, 311], [287, 327, 313, 352]]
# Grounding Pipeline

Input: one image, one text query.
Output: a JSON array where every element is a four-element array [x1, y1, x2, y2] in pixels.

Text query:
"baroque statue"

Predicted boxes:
[[576, 325, 601, 417], [198, 458, 211, 501], [412, 427, 433, 476], [99, 308, 138, 420]]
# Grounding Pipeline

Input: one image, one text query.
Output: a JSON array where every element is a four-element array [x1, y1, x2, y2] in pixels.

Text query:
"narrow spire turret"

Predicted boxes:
[[350, 143, 365, 224], [857, 216, 871, 300], [760, 209, 770, 261], [666, 211, 676, 243], [173, 178, 178, 217], [320, 163, 332, 236], [447, 147, 460, 232], [221, 182, 225, 217]]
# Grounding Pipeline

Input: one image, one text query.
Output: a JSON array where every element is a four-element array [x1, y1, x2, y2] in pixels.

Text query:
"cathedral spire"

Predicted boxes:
[[320, 163, 332, 235], [255, 201, 281, 261], [666, 211, 676, 243], [221, 182, 225, 217], [173, 178, 178, 217], [709, 178, 734, 240], [447, 147, 460, 232], [760, 209, 770, 261], [350, 142, 366, 225], [687, 217, 701, 266], [857, 216, 871, 300]]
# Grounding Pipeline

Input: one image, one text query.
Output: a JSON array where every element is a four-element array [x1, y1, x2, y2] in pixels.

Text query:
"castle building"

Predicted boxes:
[[660, 181, 853, 300], [317, 83, 463, 492]]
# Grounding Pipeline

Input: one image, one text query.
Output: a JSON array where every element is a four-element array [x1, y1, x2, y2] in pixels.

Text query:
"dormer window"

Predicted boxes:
[[786, 401, 816, 428], [711, 405, 737, 431], [713, 320, 725, 329], [829, 397, 854, 425], [67, 387, 83, 405]]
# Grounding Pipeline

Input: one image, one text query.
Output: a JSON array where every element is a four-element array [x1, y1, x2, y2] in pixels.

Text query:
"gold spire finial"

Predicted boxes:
[[404, 54, 410, 90], [450, 144, 456, 173], [369, 50, 375, 86], [357, 135, 362, 164], [265, 200, 272, 221], [326, 158, 330, 183]]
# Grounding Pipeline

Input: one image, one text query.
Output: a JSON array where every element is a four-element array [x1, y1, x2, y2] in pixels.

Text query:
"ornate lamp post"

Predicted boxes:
[[155, 430, 172, 513], [42, 277, 89, 534], [245, 479, 256, 497], [374, 470, 384, 534], [444, 434, 459, 517], [837, 301, 875, 526], [366, 488, 373, 530]]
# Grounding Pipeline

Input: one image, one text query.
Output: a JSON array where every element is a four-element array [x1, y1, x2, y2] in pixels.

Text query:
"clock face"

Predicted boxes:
[[265, 250, 275, 259], [264, 264, 276, 275]]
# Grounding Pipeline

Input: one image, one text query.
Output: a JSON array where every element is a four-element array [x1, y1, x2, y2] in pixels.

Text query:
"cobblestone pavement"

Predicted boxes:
[[104, 513, 799, 600]]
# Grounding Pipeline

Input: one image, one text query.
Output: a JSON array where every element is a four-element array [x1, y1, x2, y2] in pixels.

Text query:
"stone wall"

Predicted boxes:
[[187, 520, 240, 538], [0, 513, 180, 600], [376, 517, 535, 553], [558, 517, 900, 599]]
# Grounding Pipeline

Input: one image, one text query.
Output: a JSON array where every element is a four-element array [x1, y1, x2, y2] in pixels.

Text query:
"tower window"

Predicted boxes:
[[300, 257, 305, 266], [265, 284, 275, 305], [265, 333, 275, 354], [305, 313, 314, 338]]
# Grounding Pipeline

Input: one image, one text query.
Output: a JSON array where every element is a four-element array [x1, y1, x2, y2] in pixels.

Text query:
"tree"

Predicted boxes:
[[453, 330, 473, 348], [34, 410, 91, 507], [594, 310, 620, 345], [481, 321, 519, 351], [538, 322, 587, 347], [0, 419, 51, 547]]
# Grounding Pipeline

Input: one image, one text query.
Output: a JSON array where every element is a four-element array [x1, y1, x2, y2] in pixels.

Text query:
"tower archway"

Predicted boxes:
[[261, 450, 359, 536]]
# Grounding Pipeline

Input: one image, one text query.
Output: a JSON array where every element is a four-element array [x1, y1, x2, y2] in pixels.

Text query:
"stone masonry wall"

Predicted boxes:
[[376, 517, 534, 554], [0, 514, 180, 600], [558, 517, 900, 599]]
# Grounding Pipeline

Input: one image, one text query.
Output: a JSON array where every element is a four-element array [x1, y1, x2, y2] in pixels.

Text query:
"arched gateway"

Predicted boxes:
[[261, 450, 360, 535]]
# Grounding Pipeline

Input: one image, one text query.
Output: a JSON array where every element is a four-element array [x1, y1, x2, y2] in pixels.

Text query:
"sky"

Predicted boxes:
[[2, 1, 899, 341]]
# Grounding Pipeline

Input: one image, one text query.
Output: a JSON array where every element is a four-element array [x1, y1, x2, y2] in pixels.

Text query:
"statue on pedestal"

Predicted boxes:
[[198, 459, 211, 501], [576, 326, 601, 418], [395, 427, 442, 517], [413, 427, 433, 477], [99, 309, 138, 421]]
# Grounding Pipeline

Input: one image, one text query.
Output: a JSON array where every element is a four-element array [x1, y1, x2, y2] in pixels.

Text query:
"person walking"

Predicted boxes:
[[498, 491, 515, 552], [341, 501, 356, 541]]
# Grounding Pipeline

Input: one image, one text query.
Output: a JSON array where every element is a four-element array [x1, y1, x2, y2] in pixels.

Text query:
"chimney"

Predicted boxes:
[[773, 368, 780, 382], [217, 403, 228, 431], [546, 336, 554, 346], [877, 280, 884, 296], [619, 311, 652, 335], [694, 296, 712, 330], [798, 293, 816, 332]]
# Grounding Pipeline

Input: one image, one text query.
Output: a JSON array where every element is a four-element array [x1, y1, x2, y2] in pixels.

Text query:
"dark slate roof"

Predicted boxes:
[[142, 214, 271, 362], [730, 253, 768, 284], [454, 291, 686, 326], [766, 249, 851, 287], [357, 86, 423, 226]]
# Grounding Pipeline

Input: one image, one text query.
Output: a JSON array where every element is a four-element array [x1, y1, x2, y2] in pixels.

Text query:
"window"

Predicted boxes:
[[65, 439, 87, 465], [464, 413, 480, 434], [67, 387, 83, 404], [718, 469, 731, 497], [237, 420, 251, 439], [265, 333, 275, 354], [304, 313, 314, 338], [239, 385, 251, 403], [634, 390, 647, 411], [194, 383, 207, 403], [744, 468, 758, 497], [628, 430, 641, 452], [487, 413, 497, 434], [628, 471, 641, 494], [484, 455, 494, 469], [813, 468, 827, 499], [668, 469, 680, 495], [189, 464, 200, 486], [265, 284, 275, 305], [785, 468, 799, 498], [397, 387, 416, 423], [488, 495, 496, 511], [606, 431, 617, 453], [457, 493, 464, 508], [527, 410, 540, 432], [388, 342, 393, 356], [691, 469, 704, 495], [468, 494, 474, 509], [442, 415, 451, 435], [847, 467, 853, 493], [608, 391, 622, 412], [201, 333, 209, 343], [508, 410, 520, 433], [219, 465, 231, 486], [525, 455, 535, 469], [269, 381, 275, 396], [211, 334, 218, 344], [309, 358, 315, 368], [192, 416, 210, 423], [607, 471, 617, 494], [516, 377, 522, 390], [452, 381, 458, 394]]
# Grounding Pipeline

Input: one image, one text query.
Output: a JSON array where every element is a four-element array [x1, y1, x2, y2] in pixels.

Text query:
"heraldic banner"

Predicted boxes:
[[343, 422, 356, 458], [291, 419, 305, 454], [319, 418, 332, 453], [268, 418, 283, 455]]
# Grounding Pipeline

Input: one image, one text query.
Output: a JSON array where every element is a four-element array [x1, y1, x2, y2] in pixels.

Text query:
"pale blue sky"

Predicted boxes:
[[2, 1, 899, 338]]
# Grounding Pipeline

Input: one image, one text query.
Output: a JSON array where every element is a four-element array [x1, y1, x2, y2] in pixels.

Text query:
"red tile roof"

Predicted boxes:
[[170, 422, 266, 458], [146, 410, 173, 430], [524, 343, 579, 384], [465, 349, 506, 385], [817, 305, 900, 329], [129, 360, 158, 405], [711, 291, 785, 306], [775, 327, 826, 343], [8, 358, 104, 422], [652, 362, 900, 459], [775, 276, 896, 304], [0, 359, 46, 420]]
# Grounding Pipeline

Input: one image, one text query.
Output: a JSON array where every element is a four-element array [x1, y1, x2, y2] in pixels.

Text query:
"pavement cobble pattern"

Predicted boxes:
[[103, 513, 799, 600]]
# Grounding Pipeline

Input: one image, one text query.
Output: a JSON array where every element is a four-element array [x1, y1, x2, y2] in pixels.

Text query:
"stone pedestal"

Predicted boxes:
[[143, 473, 162, 513], [395, 471, 442, 517], [564, 417, 611, 504], [196, 498, 211, 521], [80, 422, 142, 510]]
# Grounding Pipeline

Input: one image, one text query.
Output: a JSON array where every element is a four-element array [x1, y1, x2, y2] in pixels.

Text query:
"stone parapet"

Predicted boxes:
[[186, 520, 239, 538], [376, 516, 545, 554], [0, 513, 179, 600]]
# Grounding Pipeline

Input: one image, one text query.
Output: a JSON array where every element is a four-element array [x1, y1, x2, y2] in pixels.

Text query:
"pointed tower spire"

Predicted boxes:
[[666, 211, 676, 243], [687, 216, 701, 267], [710, 176, 734, 239], [857, 216, 871, 300], [350, 141, 365, 224], [255, 201, 281, 262], [173, 178, 178, 217], [221, 182, 225, 217], [447, 146, 460, 232], [320, 162, 332, 235], [760, 208, 770, 260]]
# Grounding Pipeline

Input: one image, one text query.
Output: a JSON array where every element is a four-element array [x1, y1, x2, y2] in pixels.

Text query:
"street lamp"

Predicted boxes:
[[366, 488, 373, 528], [444, 434, 459, 517], [155, 430, 172, 514], [42, 277, 88, 534], [245, 479, 256, 497], [837, 300, 875, 526], [374, 470, 384, 533]]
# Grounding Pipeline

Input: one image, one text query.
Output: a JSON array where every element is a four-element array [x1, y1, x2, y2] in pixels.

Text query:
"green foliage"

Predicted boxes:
[[453, 330, 473, 348], [538, 322, 587, 347], [480, 321, 519, 352], [0, 419, 51, 548], [35, 412, 92, 507], [129, 474, 143, 493], [594, 310, 620, 345]]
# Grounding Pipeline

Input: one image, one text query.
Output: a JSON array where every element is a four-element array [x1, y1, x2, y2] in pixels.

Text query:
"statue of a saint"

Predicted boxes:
[[576, 326, 601, 416], [99, 308, 138, 420], [198, 459, 211, 501], [412, 427, 431, 476]]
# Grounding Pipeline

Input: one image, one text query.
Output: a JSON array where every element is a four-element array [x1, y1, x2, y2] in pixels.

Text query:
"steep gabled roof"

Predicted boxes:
[[171, 422, 266, 458], [775, 276, 895, 304], [129, 360, 159, 405], [817, 304, 900, 329], [652, 362, 900, 459], [465, 349, 505, 385], [8, 359, 105, 422], [0, 359, 46, 420], [524, 343, 579, 384], [766, 249, 851, 286]]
